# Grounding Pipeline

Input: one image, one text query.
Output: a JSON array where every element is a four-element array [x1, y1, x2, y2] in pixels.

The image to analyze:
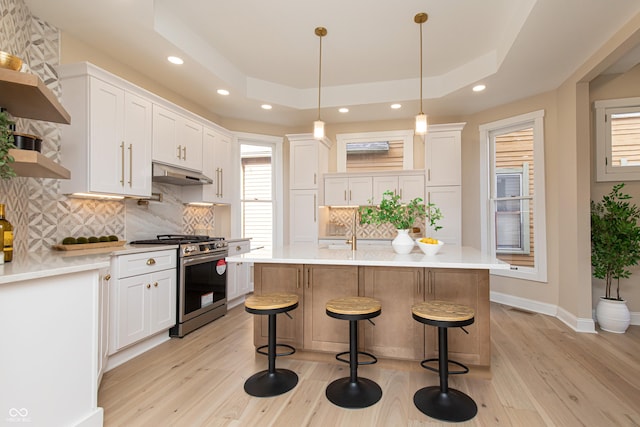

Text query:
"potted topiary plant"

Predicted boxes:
[[591, 182, 640, 333], [0, 109, 16, 180], [359, 190, 442, 254]]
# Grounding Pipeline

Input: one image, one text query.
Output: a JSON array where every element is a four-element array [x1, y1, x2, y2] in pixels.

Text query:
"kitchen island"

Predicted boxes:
[[227, 244, 508, 371]]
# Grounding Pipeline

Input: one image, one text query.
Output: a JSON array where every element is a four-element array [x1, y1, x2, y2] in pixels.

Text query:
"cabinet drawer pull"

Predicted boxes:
[[183, 146, 187, 160], [128, 143, 133, 187], [146, 283, 151, 289], [154, 282, 158, 287], [104, 274, 111, 281], [120, 142, 125, 186], [296, 269, 300, 289], [146, 258, 156, 266], [177, 144, 182, 159], [236, 245, 242, 251]]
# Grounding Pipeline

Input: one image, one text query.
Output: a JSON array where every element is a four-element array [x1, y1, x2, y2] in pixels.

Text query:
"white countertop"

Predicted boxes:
[[226, 244, 510, 269], [0, 244, 177, 285]]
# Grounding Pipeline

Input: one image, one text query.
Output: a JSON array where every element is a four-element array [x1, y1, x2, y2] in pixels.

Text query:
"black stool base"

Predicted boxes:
[[414, 386, 477, 422], [326, 377, 382, 409], [244, 369, 298, 398]]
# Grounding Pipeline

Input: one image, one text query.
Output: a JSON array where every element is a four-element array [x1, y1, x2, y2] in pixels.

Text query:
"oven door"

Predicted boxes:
[[179, 252, 227, 323]]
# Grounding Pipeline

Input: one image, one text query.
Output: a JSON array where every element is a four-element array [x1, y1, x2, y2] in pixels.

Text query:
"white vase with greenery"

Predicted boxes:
[[359, 190, 442, 255], [591, 183, 640, 333]]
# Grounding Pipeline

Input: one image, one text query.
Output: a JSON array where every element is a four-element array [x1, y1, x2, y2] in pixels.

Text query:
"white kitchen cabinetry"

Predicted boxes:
[[425, 123, 465, 245], [182, 125, 234, 204], [97, 268, 111, 386], [58, 63, 152, 197], [372, 172, 425, 203], [109, 249, 177, 353], [288, 134, 333, 244], [227, 239, 253, 307], [324, 175, 373, 206], [152, 104, 203, 172], [291, 190, 319, 243], [288, 134, 331, 189]]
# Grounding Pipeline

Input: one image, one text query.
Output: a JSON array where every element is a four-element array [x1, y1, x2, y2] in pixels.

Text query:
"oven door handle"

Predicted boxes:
[[182, 252, 228, 266]]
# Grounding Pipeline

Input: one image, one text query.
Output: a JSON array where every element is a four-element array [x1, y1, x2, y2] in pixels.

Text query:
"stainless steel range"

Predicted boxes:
[[130, 235, 228, 337]]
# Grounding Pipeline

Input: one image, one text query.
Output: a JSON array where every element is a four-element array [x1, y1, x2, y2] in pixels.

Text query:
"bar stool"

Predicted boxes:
[[411, 300, 477, 422], [325, 296, 382, 408], [244, 293, 299, 397]]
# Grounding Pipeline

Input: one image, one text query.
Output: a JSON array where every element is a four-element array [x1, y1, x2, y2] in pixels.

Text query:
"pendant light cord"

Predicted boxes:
[[419, 19, 423, 115], [318, 33, 323, 120]]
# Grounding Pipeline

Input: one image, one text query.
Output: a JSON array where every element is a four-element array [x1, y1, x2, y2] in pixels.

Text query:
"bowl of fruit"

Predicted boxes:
[[416, 237, 444, 256]]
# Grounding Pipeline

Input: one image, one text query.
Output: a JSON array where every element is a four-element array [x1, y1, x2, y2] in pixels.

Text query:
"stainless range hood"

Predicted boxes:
[[152, 163, 213, 185]]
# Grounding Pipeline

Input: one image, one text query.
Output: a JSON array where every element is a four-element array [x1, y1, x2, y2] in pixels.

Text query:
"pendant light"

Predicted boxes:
[[314, 27, 327, 139], [414, 13, 428, 135]]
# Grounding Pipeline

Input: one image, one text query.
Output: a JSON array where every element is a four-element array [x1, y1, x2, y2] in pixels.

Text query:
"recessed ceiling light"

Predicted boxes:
[[261, 104, 272, 110], [217, 89, 229, 96], [167, 56, 184, 65], [339, 107, 349, 113], [391, 104, 402, 109], [473, 84, 486, 92]]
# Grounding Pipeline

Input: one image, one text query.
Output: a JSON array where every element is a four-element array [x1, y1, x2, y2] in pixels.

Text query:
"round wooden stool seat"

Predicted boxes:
[[244, 292, 299, 398], [411, 300, 477, 422], [326, 296, 381, 320], [245, 293, 299, 313], [412, 300, 474, 324]]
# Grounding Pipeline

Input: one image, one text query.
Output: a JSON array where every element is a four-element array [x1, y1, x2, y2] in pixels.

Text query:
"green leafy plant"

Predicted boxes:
[[0, 109, 16, 180], [359, 190, 443, 231], [591, 183, 640, 300]]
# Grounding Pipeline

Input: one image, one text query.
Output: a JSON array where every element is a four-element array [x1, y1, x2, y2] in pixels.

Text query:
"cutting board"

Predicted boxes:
[[52, 240, 126, 251]]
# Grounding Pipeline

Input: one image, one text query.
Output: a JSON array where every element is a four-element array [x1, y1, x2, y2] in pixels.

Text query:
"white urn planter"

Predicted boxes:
[[595, 297, 631, 333], [392, 229, 415, 254]]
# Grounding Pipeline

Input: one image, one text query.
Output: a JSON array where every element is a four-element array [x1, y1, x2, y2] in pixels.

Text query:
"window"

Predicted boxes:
[[594, 97, 640, 181], [336, 130, 414, 172], [479, 110, 547, 281], [237, 133, 284, 251]]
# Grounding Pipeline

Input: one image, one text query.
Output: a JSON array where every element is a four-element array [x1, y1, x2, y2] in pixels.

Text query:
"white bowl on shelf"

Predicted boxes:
[[416, 238, 444, 255]]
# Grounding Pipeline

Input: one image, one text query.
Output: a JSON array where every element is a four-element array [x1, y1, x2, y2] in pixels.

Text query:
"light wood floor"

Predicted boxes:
[[98, 302, 640, 426]]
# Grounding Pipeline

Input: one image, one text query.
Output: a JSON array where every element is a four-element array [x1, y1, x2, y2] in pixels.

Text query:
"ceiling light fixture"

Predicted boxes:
[[473, 84, 486, 92], [217, 89, 229, 96], [391, 103, 402, 109], [414, 12, 428, 135], [261, 104, 272, 110], [339, 107, 349, 113], [314, 26, 327, 139], [167, 56, 184, 65]]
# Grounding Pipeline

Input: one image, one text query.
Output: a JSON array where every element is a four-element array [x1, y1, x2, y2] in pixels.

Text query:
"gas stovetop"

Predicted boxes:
[[130, 235, 228, 256]]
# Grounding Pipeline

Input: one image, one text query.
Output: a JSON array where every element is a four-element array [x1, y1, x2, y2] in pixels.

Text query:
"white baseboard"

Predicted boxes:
[[106, 332, 171, 372], [490, 291, 597, 333]]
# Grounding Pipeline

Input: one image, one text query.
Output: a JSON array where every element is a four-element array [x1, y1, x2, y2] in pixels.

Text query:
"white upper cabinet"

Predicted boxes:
[[288, 134, 331, 189], [425, 123, 465, 186], [59, 63, 152, 197], [371, 172, 425, 204], [182, 126, 233, 204], [152, 104, 203, 172], [324, 171, 425, 206], [324, 175, 373, 206]]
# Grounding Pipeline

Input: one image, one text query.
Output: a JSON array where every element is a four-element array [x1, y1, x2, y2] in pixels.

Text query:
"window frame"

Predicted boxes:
[[594, 96, 640, 182], [336, 130, 414, 172], [479, 110, 547, 282]]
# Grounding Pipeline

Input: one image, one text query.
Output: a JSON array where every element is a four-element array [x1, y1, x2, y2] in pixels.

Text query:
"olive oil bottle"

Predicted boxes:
[[0, 203, 13, 262]]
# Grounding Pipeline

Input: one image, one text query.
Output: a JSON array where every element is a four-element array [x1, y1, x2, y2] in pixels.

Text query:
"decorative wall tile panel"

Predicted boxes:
[[328, 207, 426, 240]]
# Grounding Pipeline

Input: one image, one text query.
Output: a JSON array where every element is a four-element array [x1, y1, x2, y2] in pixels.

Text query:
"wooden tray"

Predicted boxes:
[[52, 240, 126, 251]]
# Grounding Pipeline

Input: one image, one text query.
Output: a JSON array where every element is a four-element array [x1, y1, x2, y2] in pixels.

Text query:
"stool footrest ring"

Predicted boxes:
[[420, 358, 469, 375], [257, 343, 296, 357], [336, 350, 378, 366]]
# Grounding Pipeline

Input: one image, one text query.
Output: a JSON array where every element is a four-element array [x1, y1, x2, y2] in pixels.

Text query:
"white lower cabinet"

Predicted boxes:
[[227, 240, 253, 306], [109, 249, 177, 354], [426, 186, 461, 245], [290, 190, 319, 243]]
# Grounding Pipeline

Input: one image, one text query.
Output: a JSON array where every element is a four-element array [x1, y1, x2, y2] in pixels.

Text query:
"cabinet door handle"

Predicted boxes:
[[314, 194, 316, 222], [104, 274, 111, 281], [146, 283, 151, 289], [296, 269, 300, 289], [128, 143, 133, 187], [177, 144, 182, 159], [399, 188, 403, 199], [428, 169, 431, 182], [236, 245, 241, 251], [154, 282, 158, 287], [218, 168, 222, 197], [120, 142, 125, 186], [344, 190, 347, 201], [183, 146, 187, 161], [220, 168, 223, 198], [146, 258, 156, 266], [307, 267, 311, 288], [349, 190, 352, 201], [314, 173, 317, 185]]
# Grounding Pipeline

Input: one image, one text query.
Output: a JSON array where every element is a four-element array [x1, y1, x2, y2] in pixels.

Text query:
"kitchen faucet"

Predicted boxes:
[[346, 210, 358, 251]]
